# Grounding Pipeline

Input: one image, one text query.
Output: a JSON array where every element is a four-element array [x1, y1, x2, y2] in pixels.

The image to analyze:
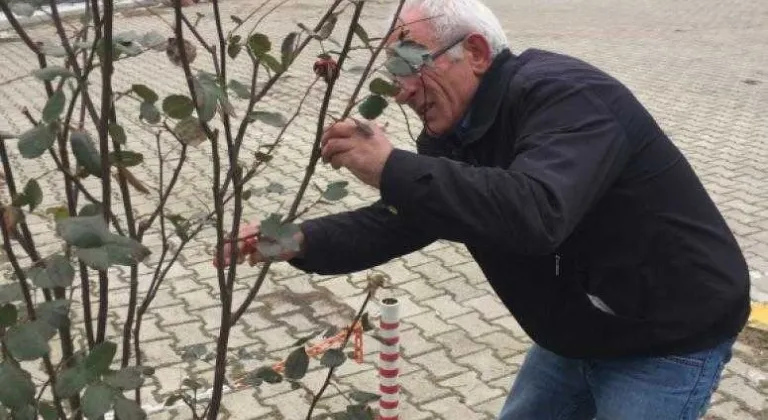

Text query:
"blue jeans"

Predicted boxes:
[[499, 339, 734, 419]]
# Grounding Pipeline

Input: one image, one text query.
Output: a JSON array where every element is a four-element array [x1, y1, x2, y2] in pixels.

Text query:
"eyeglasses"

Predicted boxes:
[[384, 35, 467, 78]]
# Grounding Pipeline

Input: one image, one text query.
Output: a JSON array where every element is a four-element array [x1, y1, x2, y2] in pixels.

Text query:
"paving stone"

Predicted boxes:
[[411, 349, 468, 379], [438, 277, 490, 302], [439, 371, 505, 406], [422, 396, 489, 420], [398, 326, 441, 357], [475, 331, 530, 358], [433, 329, 487, 358], [448, 312, 502, 338], [412, 261, 461, 283], [399, 370, 454, 404], [422, 295, 475, 319], [706, 400, 757, 420], [397, 277, 445, 301], [404, 311, 458, 337], [458, 349, 513, 382], [463, 294, 510, 320], [718, 376, 768, 411]]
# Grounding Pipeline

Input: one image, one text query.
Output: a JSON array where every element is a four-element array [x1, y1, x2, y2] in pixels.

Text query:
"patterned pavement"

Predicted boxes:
[[0, 0, 766, 418]]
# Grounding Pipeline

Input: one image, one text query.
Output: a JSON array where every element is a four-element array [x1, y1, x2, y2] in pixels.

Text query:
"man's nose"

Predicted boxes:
[[393, 76, 418, 104]]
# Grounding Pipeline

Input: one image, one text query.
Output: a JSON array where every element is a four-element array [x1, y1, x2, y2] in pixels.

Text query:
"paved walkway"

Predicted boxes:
[[0, 0, 766, 418]]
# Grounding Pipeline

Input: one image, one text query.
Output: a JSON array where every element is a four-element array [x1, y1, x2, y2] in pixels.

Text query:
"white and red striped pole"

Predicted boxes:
[[378, 297, 401, 420]]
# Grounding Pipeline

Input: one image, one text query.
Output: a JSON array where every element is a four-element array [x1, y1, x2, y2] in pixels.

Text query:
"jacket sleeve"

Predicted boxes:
[[287, 200, 436, 275], [378, 79, 634, 255]]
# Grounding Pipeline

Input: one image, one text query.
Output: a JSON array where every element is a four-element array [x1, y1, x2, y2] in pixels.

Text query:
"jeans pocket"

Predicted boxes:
[[662, 354, 706, 368]]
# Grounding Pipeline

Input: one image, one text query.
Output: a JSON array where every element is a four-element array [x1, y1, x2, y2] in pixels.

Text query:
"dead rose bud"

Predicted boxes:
[[166, 37, 197, 67], [313, 55, 338, 83]]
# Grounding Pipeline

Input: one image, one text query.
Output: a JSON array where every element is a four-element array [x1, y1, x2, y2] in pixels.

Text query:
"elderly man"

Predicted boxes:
[[228, 0, 751, 418]]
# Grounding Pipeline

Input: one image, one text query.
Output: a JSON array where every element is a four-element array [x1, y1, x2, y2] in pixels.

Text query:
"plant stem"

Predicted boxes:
[[94, 0, 115, 345], [0, 211, 69, 420], [306, 290, 374, 419]]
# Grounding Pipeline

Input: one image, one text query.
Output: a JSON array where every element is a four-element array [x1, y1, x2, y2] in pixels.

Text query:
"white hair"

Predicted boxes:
[[398, 0, 509, 58]]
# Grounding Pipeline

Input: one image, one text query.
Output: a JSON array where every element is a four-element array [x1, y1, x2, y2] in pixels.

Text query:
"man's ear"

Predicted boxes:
[[463, 33, 493, 75]]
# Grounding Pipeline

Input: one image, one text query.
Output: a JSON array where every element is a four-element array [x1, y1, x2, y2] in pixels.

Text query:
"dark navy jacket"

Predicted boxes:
[[291, 49, 750, 358]]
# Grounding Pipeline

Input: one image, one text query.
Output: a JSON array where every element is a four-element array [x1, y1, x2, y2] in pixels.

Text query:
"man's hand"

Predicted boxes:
[[214, 221, 305, 267], [321, 119, 394, 188]]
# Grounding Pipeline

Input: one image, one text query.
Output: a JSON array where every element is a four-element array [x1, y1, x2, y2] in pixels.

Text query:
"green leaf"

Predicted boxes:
[[104, 366, 144, 390], [164, 394, 184, 406], [108, 123, 127, 144], [248, 33, 271, 56], [45, 206, 69, 220], [131, 84, 158, 103], [18, 124, 55, 158], [292, 329, 323, 347], [113, 397, 146, 420], [55, 366, 91, 398], [320, 348, 346, 368], [74, 247, 109, 270], [38, 402, 57, 420], [266, 182, 284, 194], [181, 378, 202, 390], [253, 366, 282, 384], [10, 2, 36, 17], [32, 66, 75, 82], [260, 54, 283, 73], [5, 321, 51, 361], [42, 90, 66, 122], [0, 304, 17, 327], [78, 204, 103, 217], [317, 15, 337, 40], [57, 215, 106, 248], [22, 179, 42, 212], [254, 151, 272, 163], [358, 95, 388, 120], [12, 405, 35, 420], [369, 78, 400, 97], [284, 347, 309, 380], [228, 80, 250, 99], [353, 24, 369, 45], [109, 151, 144, 168], [166, 214, 189, 241], [82, 383, 115, 419], [70, 131, 102, 177], [248, 111, 286, 127], [281, 32, 298, 66], [140, 31, 166, 51], [322, 181, 349, 201], [227, 35, 242, 59], [0, 362, 34, 409], [193, 75, 220, 123], [139, 101, 161, 124], [257, 214, 301, 258], [349, 391, 380, 404], [346, 404, 375, 420], [0, 284, 23, 304], [173, 117, 207, 147], [29, 254, 74, 288], [84, 341, 117, 376], [180, 343, 207, 361], [162, 95, 194, 119], [37, 299, 70, 329]]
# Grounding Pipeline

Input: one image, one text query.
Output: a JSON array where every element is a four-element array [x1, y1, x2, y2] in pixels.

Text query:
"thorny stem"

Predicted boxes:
[[220, 0, 345, 194], [306, 290, 374, 419], [0, 211, 68, 420], [94, 0, 115, 345], [286, 1, 365, 218]]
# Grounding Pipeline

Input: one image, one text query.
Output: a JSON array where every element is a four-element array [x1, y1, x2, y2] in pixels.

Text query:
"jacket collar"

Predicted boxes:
[[422, 48, 518, 149]]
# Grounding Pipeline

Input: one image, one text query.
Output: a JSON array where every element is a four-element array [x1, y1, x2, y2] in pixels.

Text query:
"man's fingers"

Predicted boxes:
[[321, 137, 356, 164], [321, 119, 360, 147]]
